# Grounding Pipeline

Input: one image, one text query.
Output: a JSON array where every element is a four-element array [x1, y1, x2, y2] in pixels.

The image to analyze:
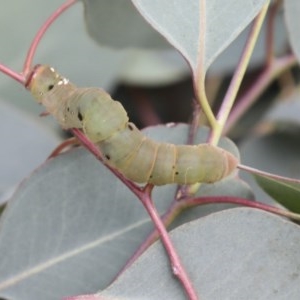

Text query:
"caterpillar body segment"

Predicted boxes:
[[27, 65, 238, 186]]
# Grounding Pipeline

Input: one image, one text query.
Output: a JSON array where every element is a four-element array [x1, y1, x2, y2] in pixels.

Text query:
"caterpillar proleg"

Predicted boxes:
[[27, 65, 238, 185]]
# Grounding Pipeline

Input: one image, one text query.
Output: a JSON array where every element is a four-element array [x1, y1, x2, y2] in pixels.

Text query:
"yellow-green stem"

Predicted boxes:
[[209, 1, 270, 145], [194, 0, 218, 130]]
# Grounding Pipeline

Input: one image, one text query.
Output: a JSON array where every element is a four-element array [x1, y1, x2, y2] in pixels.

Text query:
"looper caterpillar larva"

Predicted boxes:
[[26, 65, 238, 186]]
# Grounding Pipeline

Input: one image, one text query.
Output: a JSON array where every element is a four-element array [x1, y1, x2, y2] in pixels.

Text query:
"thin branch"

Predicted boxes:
[[73, 128, 199, 298], [209, 2, 270, 145], [71, 129, 142, 195], [23, 0, 77, 75], [239, 164, 300, 184], [140, 189, 198, 300], [224, 53, 297, 134], [265, 0, 282, 67], [115, 198, 183, 276], [187, 98, 202, 145], [47, 137, 79, 159], [0, 63, 25, 84], [185, 196, 300, 221], [116, 191, 300, 281], [193, 0, 217, 130]]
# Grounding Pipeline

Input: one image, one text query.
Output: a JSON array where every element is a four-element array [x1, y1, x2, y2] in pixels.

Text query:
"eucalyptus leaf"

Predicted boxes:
[[132, 0, 268, 72], [0, 148, 161, 300], [93, 208, 300, 300], [0, 100, 60, 204], [255, 175, 300, 213], [82, 0, 170, 49], [0, 124, 248, 300]]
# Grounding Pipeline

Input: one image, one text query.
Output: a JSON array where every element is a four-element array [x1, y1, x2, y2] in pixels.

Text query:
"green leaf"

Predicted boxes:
[[89, 208, 300, 300], [0, 125, 248, 300], [0, 99, 61, 204], [132, 0, 268, 72], [81, 1, 191, 86], [82, 0, 170, 49], [255, 175, 300, 213]]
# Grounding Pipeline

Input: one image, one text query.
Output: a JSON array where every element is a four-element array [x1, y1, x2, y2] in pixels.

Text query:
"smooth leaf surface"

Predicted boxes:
[[0, 148, 163, 300], [0, 125, 248, 300], [82, 0, 170, 49], [82, 0, 287, 78], [89, 208, 300, 300], [284, 0, 300, 64], [132, 0, 268, 72], [81, 1, 190, 85], [209, 9, 287, 74], [255, 175, 300, 213], [0, 100, 60, 204]]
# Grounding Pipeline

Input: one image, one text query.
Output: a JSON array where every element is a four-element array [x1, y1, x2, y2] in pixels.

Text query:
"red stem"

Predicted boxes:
[[116, 193, 300, 279], [115, 199, 180, 277], [71, 129, 142, 194], [224, 54, 297, 134], [265, 0, 282, 67], [0, 63, 25, 84], [47, 137, 79, 159], [74, 127, 198, 298], [184, 196, 300, 220], [238, 164, 300, 184], [23, 0, 77, 75], [140, 187, 199, 300]]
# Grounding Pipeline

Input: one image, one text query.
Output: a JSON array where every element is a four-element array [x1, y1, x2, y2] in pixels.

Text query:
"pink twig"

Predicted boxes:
[[140, 186, 199, 300], [23, 0, 77, 75], [265, 0, 282, 67], [115, 190, 300, 293], [73, 129, 198, 298], [0, 63, 25, 84], [185, 196, 300, 221], [71, 129, 142, 195], [47, 137, 79, 159], [115, 199, 181, 277], [224, 54, 297, 134], [239, 164, 300, 184]]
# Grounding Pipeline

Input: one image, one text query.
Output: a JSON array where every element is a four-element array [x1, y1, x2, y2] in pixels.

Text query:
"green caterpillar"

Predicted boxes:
[[26, 65, 238, 186]]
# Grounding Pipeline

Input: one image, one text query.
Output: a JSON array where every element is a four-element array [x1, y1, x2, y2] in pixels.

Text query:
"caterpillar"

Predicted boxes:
[[26, 64, 238, 186]]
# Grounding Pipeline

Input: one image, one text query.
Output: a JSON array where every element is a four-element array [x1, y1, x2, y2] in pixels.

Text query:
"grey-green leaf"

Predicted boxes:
[[0, 149, 162, 300], [132, 0, 268, 71], [0, 125, 249, 300], [82, 0, 170, 49], [96, 208, 300, 300], [0, 100, 60, 204], [255, 175, 300, 213], [284, 0, 300, 64]]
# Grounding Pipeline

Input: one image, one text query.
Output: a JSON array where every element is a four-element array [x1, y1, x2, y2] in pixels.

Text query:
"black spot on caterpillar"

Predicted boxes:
[[27, 65, 238, 186], [77, 111, 83, 121]]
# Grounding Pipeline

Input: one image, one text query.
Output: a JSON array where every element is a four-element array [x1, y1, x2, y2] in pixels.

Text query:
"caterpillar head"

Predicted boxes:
[[26, 65, 69, 103]]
